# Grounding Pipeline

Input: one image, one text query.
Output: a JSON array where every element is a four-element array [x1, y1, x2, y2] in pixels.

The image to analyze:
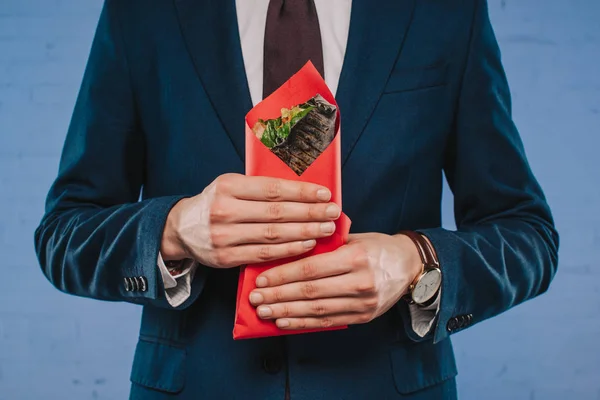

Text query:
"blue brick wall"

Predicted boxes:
[[0, 0, 598, 399]]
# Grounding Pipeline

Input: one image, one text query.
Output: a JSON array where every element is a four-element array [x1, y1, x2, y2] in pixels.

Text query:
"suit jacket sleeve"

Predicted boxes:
[[33, 0, 207, 309], [399, 0, 559, 343]]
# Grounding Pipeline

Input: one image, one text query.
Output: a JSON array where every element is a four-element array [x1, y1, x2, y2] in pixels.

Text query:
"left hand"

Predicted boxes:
[[249, 232, 423, 330]]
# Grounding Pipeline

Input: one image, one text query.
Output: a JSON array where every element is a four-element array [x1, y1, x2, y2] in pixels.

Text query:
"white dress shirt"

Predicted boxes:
[[157, 0, 439, 337]]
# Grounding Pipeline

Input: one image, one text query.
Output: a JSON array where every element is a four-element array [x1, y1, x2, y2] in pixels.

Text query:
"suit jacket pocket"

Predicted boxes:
[[389, 337, 457, 394], [383, 63, 449, 94], [130, 338, 186, 394]]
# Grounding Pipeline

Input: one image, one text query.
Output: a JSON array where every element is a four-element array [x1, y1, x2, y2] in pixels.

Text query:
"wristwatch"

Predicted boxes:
[[399, 231, 442, 307]]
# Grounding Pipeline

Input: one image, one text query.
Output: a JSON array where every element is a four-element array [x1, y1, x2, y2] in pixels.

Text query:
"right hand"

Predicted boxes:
[[160, 173, 341, 268]]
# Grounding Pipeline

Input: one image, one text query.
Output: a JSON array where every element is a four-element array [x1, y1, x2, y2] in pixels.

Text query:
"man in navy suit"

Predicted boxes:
[[35, 0, 558, 398]]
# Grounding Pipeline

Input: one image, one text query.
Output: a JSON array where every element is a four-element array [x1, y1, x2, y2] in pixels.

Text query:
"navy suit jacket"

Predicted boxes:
[[35, 0, 559, 399]]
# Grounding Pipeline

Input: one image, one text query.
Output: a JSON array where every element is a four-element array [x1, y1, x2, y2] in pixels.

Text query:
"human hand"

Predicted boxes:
[[248, 233, 422, 329], [160, 173, 340, 268]]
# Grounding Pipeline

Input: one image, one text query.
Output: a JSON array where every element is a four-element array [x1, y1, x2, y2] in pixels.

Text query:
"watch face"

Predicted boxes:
[[412, 269, 442, 304]]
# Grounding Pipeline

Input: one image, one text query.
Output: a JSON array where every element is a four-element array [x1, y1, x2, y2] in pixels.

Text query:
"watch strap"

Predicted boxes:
[[399, 231, 439, 269]]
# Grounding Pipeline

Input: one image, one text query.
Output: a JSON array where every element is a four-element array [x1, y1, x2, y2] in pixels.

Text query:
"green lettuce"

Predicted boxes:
[[253, 103, 314, 149]]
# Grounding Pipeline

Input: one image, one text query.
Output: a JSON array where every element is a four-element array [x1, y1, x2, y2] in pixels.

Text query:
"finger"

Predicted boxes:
[[255, 297, 376, 320], [256, 251, 351, 287], [213, 240, 316, 267], [274, 313, 371, 330], [250, 273, 371, 305], [231, 199, 341, 223], [222, 175, 332, 203], [212, 222, 337, 247]]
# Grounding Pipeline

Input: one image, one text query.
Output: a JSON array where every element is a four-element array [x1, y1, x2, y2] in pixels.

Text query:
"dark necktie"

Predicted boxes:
[[263, 0, 325, 99], [263, 3, 324, 399]]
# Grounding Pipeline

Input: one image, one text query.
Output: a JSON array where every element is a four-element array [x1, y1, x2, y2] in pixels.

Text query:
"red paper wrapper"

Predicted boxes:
[[233, 62, 351, 340]]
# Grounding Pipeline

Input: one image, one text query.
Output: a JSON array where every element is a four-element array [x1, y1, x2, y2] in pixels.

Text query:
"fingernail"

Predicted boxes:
[[276, 319, 290, 328], [316, 189, 331, 201], [302, 239, 316, 248], [249, 292, 264, 305], [256, 276, 268, 288], [257, 306, 272, 318], [320, 222, 335, 234], [326, 205, 340, 218]]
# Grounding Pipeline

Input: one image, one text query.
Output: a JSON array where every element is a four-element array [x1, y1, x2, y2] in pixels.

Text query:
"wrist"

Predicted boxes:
[[394, 233, 424, 290], [161, 198, 190, 261], [397, 231, 442, 305]]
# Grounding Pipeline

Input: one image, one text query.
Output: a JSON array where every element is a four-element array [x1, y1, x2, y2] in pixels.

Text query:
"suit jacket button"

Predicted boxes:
[[139, 276, 148, 292], [262, 356, 283, 374], [458, 315, 467, 328], [447, 317, 458, 332], [124, 277, 132, 292], [132, 277, 140, 292], [129, 277, 137, 291]]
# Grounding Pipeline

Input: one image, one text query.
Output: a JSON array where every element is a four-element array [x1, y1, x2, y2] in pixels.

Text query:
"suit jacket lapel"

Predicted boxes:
[[336, 0, 417, 166], [174, 0, 252, 162]]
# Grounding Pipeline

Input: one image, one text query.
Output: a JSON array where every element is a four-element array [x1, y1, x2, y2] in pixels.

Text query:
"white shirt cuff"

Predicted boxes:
[[407, 289, 441, 337], [157, 252, 198, 308]]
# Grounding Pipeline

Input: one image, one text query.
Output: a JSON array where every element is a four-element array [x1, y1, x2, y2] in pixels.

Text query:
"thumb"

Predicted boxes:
[[347, 233, 366, 243]]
